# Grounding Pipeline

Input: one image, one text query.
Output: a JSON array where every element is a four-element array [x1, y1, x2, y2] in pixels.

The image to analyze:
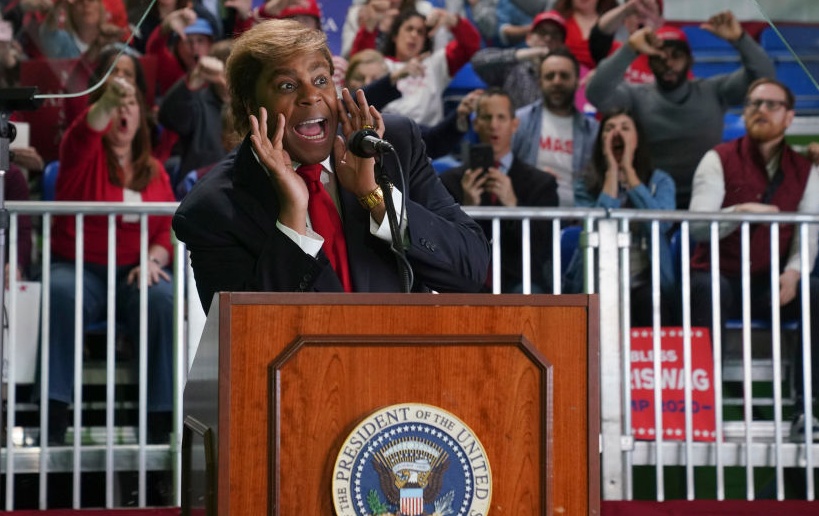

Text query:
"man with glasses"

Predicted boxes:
[[689, 78, 819, 442], [585, 10, 774, 208]]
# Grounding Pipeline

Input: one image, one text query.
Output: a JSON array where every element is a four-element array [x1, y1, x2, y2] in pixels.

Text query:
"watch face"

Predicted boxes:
[[332, 403, 492, 516]]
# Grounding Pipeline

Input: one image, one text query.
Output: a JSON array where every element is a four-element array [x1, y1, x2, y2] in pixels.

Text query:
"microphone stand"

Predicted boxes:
[[0, 87, 41, 447], [374, 153, 412, 293]]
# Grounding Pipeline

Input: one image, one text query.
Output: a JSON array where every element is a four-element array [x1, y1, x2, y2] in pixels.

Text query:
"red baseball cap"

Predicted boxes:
[[278, 0, 321, 22], [654, 25, 691, 53], [530, 11, 567, 35]]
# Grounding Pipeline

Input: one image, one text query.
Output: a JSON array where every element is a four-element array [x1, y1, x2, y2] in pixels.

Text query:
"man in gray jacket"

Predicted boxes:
[[585, 11, 775, 208], [512, 47, 599, 207]]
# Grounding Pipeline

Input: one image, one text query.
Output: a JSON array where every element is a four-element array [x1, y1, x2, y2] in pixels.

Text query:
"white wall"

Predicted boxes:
[[664, 0, 819, 23]]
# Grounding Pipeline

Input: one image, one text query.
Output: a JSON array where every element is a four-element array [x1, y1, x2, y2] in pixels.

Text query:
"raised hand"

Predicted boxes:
[[425, 7, 457, 37], [484, 167, 517, 207], [390, 53, 428, 83], [627, 26, 665, 57], [701, 10, 743, 42], [460, 168, 488, 206], [333, 88, 383, 198], [249, 107, 309, 232], [189, 55, 226, 90], [164, 8, 197, 41], [224, 0, 252, 20]]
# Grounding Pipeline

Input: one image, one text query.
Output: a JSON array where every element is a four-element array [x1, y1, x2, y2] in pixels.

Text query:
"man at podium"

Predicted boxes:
[[173, 19, 491, 312]]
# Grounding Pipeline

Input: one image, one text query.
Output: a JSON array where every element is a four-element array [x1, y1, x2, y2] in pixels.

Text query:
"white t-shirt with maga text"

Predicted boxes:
[[535, 110, 575, 206]]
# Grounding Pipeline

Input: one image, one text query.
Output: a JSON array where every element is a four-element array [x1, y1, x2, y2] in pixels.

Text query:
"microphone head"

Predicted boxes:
[[347, 128, 381, 158]]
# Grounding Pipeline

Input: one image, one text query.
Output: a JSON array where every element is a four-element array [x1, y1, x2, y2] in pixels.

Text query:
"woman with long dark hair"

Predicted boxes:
[[46, 75, 176, 444], [569, 108, 676, 325], [352, 7, 481, 126]]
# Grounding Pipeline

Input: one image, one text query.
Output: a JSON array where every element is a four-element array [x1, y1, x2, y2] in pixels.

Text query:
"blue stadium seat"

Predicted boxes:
[[42, 160, 59, 201], [442, 63, 487, 113], [774, 61, 819, 114], [722, 112, 746, 142], [683, 26, 741, 79], [682, 26, 739, 56], [560, 225, 581, 275], [431, 154, 461, 174], [760, 25, 819, 60], [669, 227, 683, 283], [445, 62, 487, 96]]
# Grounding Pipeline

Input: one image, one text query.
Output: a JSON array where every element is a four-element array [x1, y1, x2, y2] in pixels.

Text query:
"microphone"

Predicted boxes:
[[347, 129, 395, 158]]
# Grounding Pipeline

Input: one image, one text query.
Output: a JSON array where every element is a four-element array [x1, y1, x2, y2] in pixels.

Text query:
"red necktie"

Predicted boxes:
[[295, 164, 353, 292]]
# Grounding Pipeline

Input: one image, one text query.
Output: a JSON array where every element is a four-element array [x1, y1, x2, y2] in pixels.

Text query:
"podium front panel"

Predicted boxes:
[[206, 294, 599, 515]]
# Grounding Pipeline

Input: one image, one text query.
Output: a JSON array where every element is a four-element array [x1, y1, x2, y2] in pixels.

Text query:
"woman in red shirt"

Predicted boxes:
[[554, 0, 617, 70], [47, 75, 176, 445]]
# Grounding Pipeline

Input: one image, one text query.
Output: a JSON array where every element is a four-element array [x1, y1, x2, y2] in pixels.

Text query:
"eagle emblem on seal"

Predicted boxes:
[[370, 437, 452, 516]]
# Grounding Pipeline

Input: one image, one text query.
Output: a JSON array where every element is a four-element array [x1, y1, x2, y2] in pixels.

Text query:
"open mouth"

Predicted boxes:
[[118, 118, 128, 131], [294, 118, 327, 141]]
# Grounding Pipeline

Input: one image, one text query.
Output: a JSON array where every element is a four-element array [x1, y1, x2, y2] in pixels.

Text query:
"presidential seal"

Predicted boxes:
[[332, 403, 492, 516]]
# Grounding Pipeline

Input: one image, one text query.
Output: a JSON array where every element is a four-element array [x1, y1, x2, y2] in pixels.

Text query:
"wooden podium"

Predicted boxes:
[[183, 293, 600, 515]]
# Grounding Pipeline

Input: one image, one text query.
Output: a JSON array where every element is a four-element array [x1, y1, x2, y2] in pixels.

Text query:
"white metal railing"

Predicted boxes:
[[2, 202, 818, 508], [2, 201, 201, 511], [463, 206, 819, 503]]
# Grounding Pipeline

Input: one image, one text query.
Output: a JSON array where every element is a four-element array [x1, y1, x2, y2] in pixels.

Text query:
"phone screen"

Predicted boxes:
[[467, 143, 494, 174]]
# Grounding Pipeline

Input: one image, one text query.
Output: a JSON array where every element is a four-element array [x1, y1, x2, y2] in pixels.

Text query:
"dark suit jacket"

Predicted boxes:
[[439, 158, 558, 292], [173, 114, 490, 312]]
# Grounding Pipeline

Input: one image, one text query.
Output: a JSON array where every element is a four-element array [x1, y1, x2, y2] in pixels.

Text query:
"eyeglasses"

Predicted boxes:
[[744, 98, 789, 111]]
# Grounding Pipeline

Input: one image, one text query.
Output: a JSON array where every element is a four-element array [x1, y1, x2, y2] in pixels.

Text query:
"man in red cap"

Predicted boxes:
[[585, 10, 774, 208], [471, 10, 567, 110]]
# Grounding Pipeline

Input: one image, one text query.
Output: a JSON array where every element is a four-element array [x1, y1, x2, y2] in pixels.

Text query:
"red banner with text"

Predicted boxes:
[[630, 327, 716, 442]]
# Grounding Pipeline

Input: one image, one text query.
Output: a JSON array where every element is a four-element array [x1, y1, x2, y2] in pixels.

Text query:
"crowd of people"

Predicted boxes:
[[2, 0, 819, 448]]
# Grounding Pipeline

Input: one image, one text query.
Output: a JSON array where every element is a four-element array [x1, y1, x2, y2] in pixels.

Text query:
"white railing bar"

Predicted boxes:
[[39, 213, 52, 510], [551, 219, 562, 294], [5, 214, 18, 508], [583, 217, 596, 294], [71, 215, 84, 507], [708, 221, 726, 500], [649, 223, 664, 501], [618, 219, 633, 500], [598, 219, 623, 500], [490, 218, 501, 294], [173, 237, 187, 506], [799, 222, 815, 498], [521, 217, 531, 294], [138, 214, 149, 507], [6, 201, 179, 215], [740, 222, 754, 500], [105, 214, 117, 507], [769, 223, 785, 500]]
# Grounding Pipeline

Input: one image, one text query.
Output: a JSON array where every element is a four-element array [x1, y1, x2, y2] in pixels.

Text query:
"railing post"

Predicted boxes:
[[597, 219, 626, 500]]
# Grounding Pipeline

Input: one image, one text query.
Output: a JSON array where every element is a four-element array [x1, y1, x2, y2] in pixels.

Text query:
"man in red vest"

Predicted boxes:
[[688, 78, 819, 441]]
